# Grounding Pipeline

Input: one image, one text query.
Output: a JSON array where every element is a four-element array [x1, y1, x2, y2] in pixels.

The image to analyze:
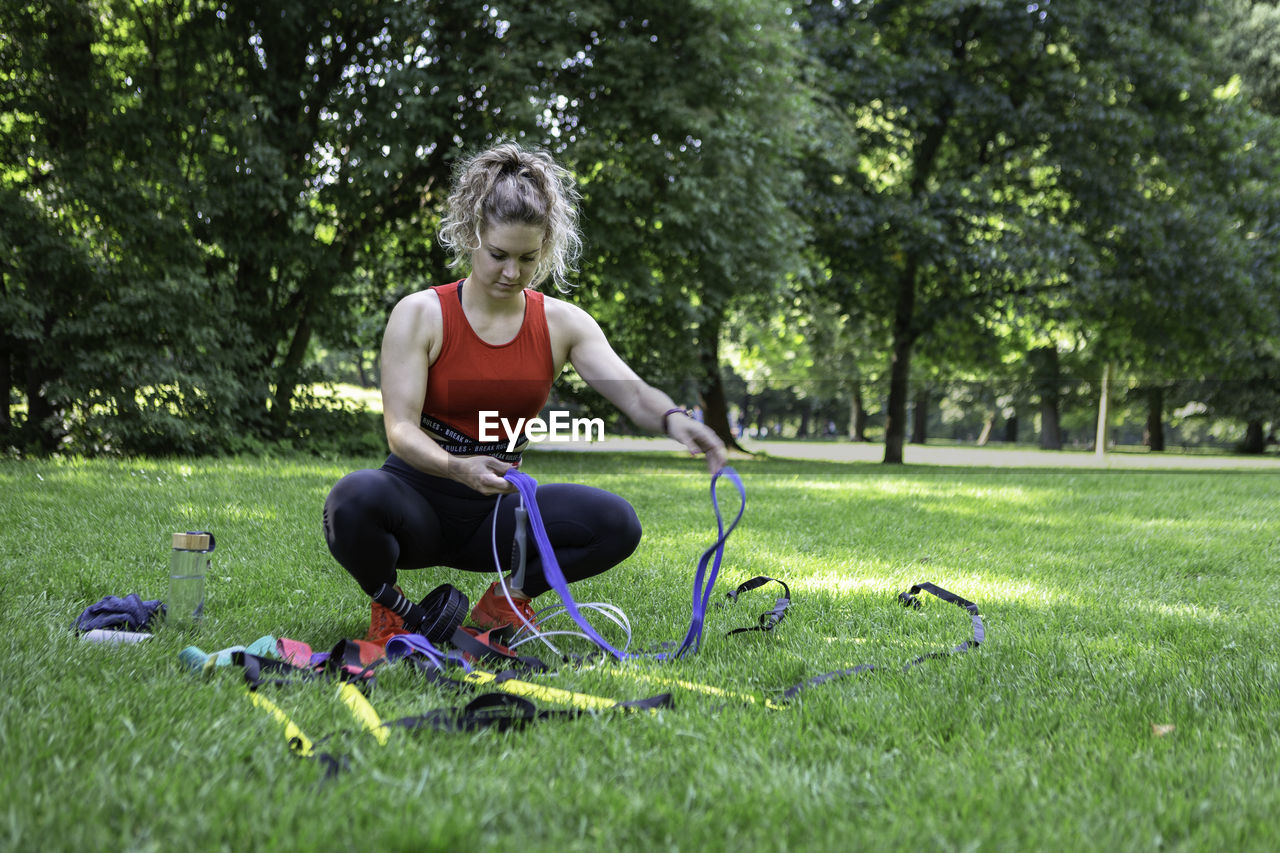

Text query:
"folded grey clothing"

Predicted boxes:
[[75, 594, 166, 633]]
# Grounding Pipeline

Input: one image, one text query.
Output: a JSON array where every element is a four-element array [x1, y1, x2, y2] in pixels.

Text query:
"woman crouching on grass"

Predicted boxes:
[[322, 140, 726, 644]]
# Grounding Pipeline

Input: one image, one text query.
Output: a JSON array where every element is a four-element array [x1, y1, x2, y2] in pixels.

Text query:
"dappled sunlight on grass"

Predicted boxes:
[[1141, 599, 1237, 625], [804, 474, 1047, 507]]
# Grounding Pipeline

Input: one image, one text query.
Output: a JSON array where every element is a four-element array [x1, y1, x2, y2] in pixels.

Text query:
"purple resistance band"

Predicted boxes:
[[504, 466, 746, 660]]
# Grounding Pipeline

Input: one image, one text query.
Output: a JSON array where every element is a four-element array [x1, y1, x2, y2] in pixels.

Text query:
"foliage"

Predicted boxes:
[[3, 0, 1278, 457], [552, 0, 811, 448], [797, 0, 1279, 461]]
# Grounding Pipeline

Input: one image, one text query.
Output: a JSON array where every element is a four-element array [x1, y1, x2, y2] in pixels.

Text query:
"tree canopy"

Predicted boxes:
[[3, 0, 1277, 458]]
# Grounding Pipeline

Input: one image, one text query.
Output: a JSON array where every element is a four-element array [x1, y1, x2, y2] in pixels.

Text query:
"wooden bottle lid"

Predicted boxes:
[[172, 532, 211, 551]]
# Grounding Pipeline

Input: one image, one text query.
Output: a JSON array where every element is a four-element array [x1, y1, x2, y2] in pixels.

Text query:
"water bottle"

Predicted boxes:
[[167, 531, 215, 628]]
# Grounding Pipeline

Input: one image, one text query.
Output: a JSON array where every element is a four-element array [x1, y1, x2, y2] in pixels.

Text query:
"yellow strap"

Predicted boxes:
[[596, 667, 787, 711], [247, 690, 315, 757], [460, 669, 620, 712], [338, 682, 389, 746]]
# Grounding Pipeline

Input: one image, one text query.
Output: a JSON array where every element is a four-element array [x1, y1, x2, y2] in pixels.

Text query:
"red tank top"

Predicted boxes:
[[420, 281, 555, 462]]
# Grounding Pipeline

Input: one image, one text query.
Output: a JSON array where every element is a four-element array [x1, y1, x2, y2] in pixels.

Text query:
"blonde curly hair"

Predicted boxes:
[[437, 141, 583, 293]]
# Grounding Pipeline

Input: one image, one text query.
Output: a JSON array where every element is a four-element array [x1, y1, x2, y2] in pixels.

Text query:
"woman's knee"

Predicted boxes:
[[611, 498, 643, 556], [323, 468, 390, 547], [535, 483, 642, 560], [583, 488, 642, 560]]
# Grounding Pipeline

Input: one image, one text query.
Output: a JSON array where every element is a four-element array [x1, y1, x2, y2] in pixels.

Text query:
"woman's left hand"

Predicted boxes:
[[669, 416, 727, 474]]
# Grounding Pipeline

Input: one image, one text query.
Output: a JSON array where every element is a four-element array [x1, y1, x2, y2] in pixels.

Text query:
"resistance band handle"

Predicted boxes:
[[901, 581, 985, 646], [724, 575, 791, 635], [510, 501, 528, 591]]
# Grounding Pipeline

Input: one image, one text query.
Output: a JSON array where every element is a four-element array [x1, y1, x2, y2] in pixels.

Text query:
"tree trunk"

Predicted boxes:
[[1241, 418, 1266, 454], [878, 14, 966, 463], [696, 315, 747, 453], [0, 342, 10, 434], [910, 386, 929, 444], [356, 351, 372, 388], [1040, 400, 1062, 450], [849, 385, 868, 441], [24, 367, 60, 453], [1144, 386, 1165, 451], [271, 310, 315, 430], [976, 411, 994, 446], [883, 260, 918, 465], [1031, 346, 1062, 450], [1095, 362, 1112, 456], [884, 336, 912, 464], [1003, 414, 1019, 443]]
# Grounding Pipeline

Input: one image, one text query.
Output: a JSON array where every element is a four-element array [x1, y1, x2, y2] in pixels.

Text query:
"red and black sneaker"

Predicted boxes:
[[469, 581, 538, 634], [364, 591, 410, 646]]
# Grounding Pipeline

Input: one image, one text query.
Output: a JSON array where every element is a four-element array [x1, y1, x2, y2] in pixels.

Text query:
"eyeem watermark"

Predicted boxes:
[[478, 410, 605, 452]]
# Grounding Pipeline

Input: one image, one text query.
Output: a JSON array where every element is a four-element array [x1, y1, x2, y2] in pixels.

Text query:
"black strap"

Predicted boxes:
[[322, 639, 385, 684], [780, 663, 878, 701], [447, 626, 550, 673], [234, 640, 384, 691], [724, 575, 791, 636], [898, 581, 985, 652], [611, 692, 675, 712], [779, 581, 983, 702], [385, 692, 575, 733], [234, 651, 319, 690]]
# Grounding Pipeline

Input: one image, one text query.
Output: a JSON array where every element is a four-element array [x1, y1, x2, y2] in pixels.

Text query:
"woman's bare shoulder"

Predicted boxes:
[[541, 291, 598, 333], [384, 288, 445, 352]]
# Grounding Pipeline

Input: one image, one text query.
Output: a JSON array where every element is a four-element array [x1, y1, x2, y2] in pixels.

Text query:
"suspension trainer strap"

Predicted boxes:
[[234, 650, 320, 690], [779, 581, 984, 702], [245, 689, 347, 779], [385, 693, 571, 734], [779, 662, 879, 702], [504, 469, 627, 658], [462, 669, 621, 711], [385, 631, 464, 672], [724, 575, 791, 636], [898, 582, 985, 652]]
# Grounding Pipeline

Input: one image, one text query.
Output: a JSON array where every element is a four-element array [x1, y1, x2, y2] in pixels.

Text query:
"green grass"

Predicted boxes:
[[2, 448, 1279, 851]]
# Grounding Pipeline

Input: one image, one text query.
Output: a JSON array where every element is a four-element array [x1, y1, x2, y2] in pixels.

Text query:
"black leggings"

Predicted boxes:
[[322, 454, 642, 599]]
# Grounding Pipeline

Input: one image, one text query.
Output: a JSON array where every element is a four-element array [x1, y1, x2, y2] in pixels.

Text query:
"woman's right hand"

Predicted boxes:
[[448, 454, 517, 495]]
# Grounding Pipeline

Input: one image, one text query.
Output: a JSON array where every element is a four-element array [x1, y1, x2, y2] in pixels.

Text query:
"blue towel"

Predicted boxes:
[[75, 594, 166, 633]]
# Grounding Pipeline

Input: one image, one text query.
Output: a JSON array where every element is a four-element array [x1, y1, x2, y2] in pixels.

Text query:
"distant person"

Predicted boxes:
[[322, 141, 726, 643]]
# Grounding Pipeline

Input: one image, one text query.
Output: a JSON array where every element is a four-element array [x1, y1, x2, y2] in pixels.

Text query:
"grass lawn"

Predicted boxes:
[[2, 446, 1278, 851]]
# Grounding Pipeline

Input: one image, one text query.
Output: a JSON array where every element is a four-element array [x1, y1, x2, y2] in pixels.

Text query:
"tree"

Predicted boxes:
[[1200, 0, 1280, 451], [548, 0, 811, 450], [1, 1, 239, 453], [3, 0, 814, 455], [799, 0, 1254, 463]]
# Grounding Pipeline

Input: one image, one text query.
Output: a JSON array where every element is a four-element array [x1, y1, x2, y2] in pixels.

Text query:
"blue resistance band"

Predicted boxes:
[[504, 466, 746, 661]]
